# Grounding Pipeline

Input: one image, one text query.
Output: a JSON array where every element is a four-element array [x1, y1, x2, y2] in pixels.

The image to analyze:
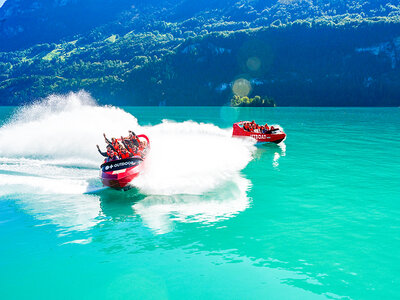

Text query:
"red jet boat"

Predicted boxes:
[[100, 134, 150, 190], [232, 121, 286, 144]]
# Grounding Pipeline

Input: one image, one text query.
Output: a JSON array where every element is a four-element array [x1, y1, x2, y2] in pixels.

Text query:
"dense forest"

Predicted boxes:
[[0, 0, 400, 106]]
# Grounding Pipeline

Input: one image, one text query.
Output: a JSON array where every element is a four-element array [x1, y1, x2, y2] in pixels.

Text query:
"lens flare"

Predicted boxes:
[[246, 56, 261, 71], [232, 78, 251, 97]]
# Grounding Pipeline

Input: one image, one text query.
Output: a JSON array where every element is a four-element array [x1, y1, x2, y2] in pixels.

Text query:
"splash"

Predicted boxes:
[[0, 91, 138, 162], [134, 120, 255, 195]]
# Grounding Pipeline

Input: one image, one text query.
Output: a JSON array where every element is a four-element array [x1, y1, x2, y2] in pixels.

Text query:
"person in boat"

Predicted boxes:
[[120, 136, 134, 150], [246, 122, 252, 132], [119, 147, 132, 159], [96, 145, 119, 162], [251, 121, 257, 132], [136, 147, 145, 158], [103, 133, 122, 153], [96, 144, 113, 157], [106, 150, 119, 162], [128, 130, 140, 147], [128, 139, 144, 158], [120, 136, 137, 156]]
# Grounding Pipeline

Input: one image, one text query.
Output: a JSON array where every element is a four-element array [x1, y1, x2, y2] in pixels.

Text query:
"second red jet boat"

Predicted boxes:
[[232, 121, 286, 144]]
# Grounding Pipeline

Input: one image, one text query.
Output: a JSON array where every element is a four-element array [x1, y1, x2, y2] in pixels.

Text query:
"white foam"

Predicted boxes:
[[0, 91, 138, 161], [134, 176, 252, 234], [134, 120, 255, 195]]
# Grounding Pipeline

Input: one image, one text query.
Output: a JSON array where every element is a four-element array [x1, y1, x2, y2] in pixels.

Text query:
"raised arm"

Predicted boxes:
[[103, 133, 112, 145], [96, 145, 108, 157], [120, 136, 129, 149]]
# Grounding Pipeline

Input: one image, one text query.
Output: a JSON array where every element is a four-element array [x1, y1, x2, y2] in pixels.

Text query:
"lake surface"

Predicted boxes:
[[1, 98, 399, 299]]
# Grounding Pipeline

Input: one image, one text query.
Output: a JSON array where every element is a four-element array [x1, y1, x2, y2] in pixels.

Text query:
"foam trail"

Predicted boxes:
[[134, 176, 251, 234]]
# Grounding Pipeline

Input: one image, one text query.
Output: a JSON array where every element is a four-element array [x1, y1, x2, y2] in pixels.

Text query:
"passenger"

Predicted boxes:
[[128, 130, 140, 147], [133, 146, 142, 157], [264, 123, 269, 131], [119, 147, 131, 159], [96, 144, 113, 157], [136, 147, 144, 158], [97, 144, 120, 162], [121, 136, 136, 155], [139, 140, 147, 151], [103, 133, 122, 153], [262, 127, 268, 134], [107, 151, 119, 162], [103, 133, 116, 150], [113, 138, 122, 153]]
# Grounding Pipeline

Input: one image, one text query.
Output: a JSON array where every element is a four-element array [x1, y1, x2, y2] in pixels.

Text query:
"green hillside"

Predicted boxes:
[[0, 0, 400, 106]]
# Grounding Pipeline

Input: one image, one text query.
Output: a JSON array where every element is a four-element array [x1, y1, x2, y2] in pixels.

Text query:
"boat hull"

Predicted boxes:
[[100, 157, 144, 189]]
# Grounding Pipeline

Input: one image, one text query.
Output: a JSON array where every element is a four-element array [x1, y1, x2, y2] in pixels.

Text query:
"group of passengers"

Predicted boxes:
[[96, 130, 146, 162], [243, 120, 275, 134]]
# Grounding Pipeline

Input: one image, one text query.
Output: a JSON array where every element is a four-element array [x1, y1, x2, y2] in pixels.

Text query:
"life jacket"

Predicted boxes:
[[112, 141, 120, 152], [139, 142, 145, 151], [120, 152, 130, 159], [129, 136, 140, 147]]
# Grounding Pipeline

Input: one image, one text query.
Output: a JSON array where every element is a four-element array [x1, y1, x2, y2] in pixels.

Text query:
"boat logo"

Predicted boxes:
[[112, 161, 135, 168], [104, 160, 138, 171]]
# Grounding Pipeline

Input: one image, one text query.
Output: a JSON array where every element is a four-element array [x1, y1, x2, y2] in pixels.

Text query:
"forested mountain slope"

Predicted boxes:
[[1, 0, 400, 106]]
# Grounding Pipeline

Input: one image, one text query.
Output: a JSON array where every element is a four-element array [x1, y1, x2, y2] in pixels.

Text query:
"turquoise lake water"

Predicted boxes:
[[0, 97, 399, 299]]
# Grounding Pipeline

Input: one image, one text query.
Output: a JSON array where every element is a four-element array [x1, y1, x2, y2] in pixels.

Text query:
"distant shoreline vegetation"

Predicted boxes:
[[231, 95, 276, 107]]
